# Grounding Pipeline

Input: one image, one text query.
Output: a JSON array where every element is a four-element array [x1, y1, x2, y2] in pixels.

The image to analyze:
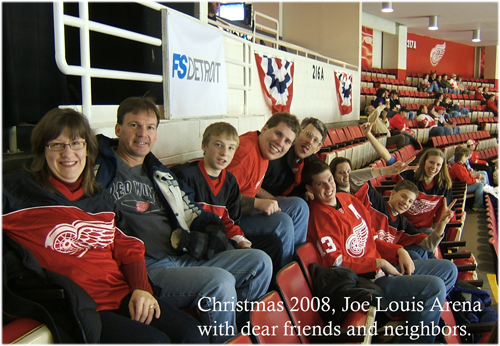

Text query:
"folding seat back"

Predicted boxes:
[[276, 262, 324, 344], [336, 129, 349, 144], [277, 262, 375, 344], [322, 134, 333, 147], [225, 333, 253, 344], [296, 242, 321, 289], [328, 129, 341, 145], [249, 291, 301, 344]]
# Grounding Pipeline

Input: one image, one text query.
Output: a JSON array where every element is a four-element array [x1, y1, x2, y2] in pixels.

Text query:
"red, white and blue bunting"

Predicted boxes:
[[254, 53, 294, 113], [334, 71, 353, 115]]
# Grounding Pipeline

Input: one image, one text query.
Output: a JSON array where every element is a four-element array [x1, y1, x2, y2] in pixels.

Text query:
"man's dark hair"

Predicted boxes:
[[117, 96, 161, 126], [265, 112, 301, 139], [302, 160, 330, 186], [301, 117, 327, 143]]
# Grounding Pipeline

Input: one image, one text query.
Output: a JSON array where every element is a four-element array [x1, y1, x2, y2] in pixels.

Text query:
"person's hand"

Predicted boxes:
[[386, 159, 419, 175], [304, 191, 315, 202], [254, 198, 281, 215], [438, 198, 456, 225], [397, 248, 415, 275], [237, 240, 251, 249], [485, 162, 489, 167], [360, 122, 373, 136], [375, 258, 402, 276], [129, 289, 161, 325]]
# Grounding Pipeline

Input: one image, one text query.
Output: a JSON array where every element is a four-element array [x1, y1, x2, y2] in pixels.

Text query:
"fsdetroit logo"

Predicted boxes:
[[172, 53, 221, 83]]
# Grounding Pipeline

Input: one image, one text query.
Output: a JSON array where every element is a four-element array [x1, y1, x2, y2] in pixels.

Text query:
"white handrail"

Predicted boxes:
[[53, 2, 357, 120], [53, 2, 165, 120]]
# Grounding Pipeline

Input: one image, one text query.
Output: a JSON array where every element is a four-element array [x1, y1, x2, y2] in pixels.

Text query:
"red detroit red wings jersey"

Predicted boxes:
[[307, 193, 400, 274], [392, 171, 453, 228], [351, 184, 427, 247], [3, 206, 146, 311]]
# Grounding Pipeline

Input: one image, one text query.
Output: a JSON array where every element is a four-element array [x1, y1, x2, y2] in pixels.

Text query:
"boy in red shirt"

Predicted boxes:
[[449, 149, 486, 212]]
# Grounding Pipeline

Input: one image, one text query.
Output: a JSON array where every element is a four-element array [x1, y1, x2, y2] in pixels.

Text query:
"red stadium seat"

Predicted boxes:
[[225, 333, 253, 344]]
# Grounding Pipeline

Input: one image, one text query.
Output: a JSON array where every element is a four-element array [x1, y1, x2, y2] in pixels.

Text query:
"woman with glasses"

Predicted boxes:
[[3, 108, 207, 343]]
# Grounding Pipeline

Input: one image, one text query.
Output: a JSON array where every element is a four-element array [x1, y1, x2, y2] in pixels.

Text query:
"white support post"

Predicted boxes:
[[8, 126, 19, 154]]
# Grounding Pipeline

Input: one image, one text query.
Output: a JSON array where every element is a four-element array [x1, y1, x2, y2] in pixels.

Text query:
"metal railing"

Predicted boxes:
[[52, 2, 358, 121], [53, 2, 165, 121]]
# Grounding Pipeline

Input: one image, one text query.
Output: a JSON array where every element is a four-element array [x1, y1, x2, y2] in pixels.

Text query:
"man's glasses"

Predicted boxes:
[[304, 131, 321, 145], [46, 141, 87, 151]]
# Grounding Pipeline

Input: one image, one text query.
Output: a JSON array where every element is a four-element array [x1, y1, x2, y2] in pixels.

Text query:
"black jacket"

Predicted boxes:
[[3, 235, 101, 343], [261, 149, 319, 197]]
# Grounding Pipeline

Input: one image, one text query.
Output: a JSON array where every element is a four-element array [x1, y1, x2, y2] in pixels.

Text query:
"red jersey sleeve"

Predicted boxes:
[[112, 228, 148, 265], [450, 163, 476, 184], [374, 238, 401, 264]]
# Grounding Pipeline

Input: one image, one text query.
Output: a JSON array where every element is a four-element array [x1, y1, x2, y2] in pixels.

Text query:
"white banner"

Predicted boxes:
[[167, 11, 228, 118]]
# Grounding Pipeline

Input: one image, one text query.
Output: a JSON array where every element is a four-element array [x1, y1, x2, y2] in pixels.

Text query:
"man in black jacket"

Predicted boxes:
[[259, 117, 327, 199]]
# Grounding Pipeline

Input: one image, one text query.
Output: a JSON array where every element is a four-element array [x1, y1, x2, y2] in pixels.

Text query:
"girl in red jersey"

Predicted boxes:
[[391, 148, 454, 234]]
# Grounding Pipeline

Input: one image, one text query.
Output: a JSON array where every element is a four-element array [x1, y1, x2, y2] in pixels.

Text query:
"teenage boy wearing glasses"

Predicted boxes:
[[259, 117, 328, 199]]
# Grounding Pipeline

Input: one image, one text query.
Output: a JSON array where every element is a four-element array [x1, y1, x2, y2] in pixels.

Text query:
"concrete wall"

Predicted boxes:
[[281, 2, 361, 67]]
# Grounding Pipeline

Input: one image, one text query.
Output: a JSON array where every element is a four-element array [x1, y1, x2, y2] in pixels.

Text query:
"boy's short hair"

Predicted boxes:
[[454, 145, 466, 154], [202, 122, 239, 148], [302, 160, 330, 186], [117, 96, 161, 126], [265, 112, 301, 139], [454, 151, 467, 162], [393, 180, 418, 197], [300, 117, 328, 143]]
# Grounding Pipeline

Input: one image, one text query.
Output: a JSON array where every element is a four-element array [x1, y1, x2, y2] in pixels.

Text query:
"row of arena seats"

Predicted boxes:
[[361, 75, 410, 86], [430, 131, 498, 162], [478, 147, 499, 162], [318, 126, 392, 168], [360, 67, 396, 79], [431, 130, 492, 148]]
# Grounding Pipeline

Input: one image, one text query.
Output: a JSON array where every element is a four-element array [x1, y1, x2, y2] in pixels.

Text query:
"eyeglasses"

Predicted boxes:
[[304, 131, 321, 145], [46, 141, 87, 151]]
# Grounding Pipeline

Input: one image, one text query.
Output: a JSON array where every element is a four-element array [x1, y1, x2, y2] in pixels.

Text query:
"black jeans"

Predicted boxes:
[[99, 293, 209, 343]]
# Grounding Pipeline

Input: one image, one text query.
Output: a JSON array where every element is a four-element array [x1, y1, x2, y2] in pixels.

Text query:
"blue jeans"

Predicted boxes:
[[475, 171, 490, 185], [429, 126, 445, 137], [375, 259, 458, 343], [145, 248, 272, 343], [426, 83, 442, 93], [447, 111, 460, 118], [452, 104, 471, 117], [240, 197, 309, 267], [441, 126, 453, 136], [467, 181, 486, 208], [404, 243, 436, 260]]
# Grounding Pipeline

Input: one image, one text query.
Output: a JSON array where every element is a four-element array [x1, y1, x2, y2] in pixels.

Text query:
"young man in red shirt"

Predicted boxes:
[[302, 160, 457, 343], [227, 112, 309, 267]]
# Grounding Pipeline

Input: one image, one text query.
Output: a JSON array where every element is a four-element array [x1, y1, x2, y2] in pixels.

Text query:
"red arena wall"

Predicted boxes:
[[406, 33, 475, 78]]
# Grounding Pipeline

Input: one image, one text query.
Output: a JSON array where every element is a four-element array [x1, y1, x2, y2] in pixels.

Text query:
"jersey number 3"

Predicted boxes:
[[321, 236, 337, 253]]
